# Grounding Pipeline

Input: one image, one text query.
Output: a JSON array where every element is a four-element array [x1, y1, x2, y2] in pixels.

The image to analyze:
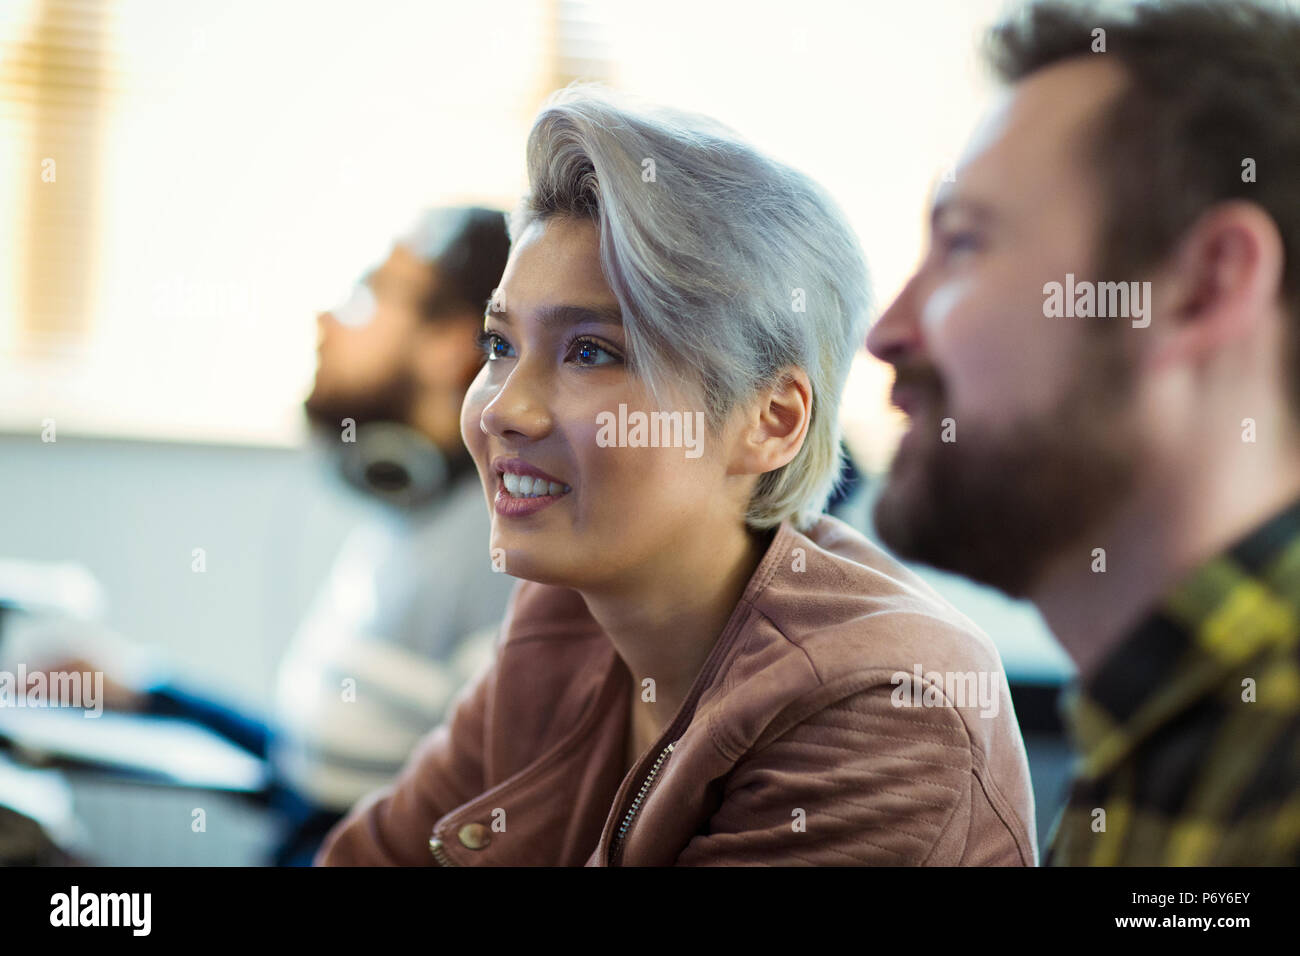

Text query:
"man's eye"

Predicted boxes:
[[568, 337, 620, 367], [939, 231, 982, 260]]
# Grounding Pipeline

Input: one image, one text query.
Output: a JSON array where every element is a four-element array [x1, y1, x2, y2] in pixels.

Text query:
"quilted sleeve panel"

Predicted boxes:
[[676, 678, 991, 865]]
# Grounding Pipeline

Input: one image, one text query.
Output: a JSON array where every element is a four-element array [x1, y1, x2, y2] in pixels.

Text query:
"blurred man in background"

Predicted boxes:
[[63, 207, 518, 864], [866, 0, 1300, 864], [269, 205, 518, 861]]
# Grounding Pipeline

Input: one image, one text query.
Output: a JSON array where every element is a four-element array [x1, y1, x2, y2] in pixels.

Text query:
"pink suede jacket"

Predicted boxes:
[[317, 515, 1038, 866]]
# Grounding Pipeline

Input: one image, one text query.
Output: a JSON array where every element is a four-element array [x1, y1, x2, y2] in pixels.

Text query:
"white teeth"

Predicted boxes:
[[500, 470, 572, 498]]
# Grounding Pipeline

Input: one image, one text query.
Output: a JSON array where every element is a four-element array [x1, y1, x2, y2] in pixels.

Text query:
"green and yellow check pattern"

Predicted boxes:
[[1047, 501, 1300, 865]]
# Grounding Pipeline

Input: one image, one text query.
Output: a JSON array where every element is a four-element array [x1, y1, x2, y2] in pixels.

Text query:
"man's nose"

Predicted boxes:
[[866, 275, 924, 366], [315, 311, 335, 345]]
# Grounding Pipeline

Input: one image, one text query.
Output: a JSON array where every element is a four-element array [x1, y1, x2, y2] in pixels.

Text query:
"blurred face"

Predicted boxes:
[[866, 58, 1141, 596], [461, 215, 745, 588], [305, 245, 434, 429]]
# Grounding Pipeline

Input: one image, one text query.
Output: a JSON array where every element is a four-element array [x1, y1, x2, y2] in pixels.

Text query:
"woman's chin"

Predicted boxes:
[[486, 545, 575, 588]]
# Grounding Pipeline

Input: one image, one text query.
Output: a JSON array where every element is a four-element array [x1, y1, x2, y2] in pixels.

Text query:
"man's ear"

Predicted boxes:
[[731, 367, 812, 477], [1147, 200, 1286, 372], [413, 313, 484, 390]]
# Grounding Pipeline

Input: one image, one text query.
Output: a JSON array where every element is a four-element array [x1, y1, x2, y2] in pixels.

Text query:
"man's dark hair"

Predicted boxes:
[[986, 0, 1300, 403], [414, 206, 510, 319]]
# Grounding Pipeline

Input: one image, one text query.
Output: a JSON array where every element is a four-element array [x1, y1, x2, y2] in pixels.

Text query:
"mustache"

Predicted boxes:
[[890, 362, 946, 408]]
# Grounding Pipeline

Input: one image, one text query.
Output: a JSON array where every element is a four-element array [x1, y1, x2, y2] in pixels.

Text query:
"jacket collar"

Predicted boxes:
[[589, 519, 799, 862]]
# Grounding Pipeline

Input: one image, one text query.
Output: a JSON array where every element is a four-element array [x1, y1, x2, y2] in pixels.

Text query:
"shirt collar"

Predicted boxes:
[[1062, 497, 1300, 778]]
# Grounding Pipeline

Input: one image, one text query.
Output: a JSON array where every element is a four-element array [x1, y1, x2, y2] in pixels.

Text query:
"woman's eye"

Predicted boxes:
[[476, 329, 514, 361], [568, 338, 619, 367]]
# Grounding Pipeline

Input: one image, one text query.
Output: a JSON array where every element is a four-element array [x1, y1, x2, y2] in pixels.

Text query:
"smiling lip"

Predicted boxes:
[[492, 456, 567, 485], [491, 456, 572, 518]]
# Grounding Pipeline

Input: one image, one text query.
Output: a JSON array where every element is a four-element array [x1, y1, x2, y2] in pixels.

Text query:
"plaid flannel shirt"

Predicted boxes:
[[1047, 500, 1300, 865]]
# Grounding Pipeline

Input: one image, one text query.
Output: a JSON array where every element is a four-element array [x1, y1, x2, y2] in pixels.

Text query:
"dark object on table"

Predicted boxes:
[[0, 805, 75, 866]]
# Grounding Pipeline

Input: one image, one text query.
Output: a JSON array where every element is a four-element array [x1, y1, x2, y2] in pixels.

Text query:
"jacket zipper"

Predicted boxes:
[[610, 741, 675, 865], [605, 577, 763, 865], [428, 836, 459, 866]]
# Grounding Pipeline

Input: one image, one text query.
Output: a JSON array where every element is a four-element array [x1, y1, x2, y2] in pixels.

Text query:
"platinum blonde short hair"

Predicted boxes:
[[511, 85, 872, 531]]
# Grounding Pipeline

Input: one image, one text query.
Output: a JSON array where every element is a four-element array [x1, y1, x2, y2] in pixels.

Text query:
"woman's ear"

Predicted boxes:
[[731, 367, 812, 477]]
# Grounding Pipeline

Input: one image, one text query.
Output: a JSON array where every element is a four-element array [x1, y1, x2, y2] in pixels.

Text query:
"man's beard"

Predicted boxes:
[[303, 366, 419, 435], [872, 335, 1138, 598]]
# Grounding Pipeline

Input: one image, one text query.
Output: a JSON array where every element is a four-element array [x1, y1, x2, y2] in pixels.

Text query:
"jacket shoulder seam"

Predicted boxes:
[[706, 606, 820, 760], [966, 750, 1037, 865]]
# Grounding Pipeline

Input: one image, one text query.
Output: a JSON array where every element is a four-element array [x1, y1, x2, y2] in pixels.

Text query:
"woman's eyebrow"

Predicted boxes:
[[538, 304, 623, 327], [483, 303, 624, 327]]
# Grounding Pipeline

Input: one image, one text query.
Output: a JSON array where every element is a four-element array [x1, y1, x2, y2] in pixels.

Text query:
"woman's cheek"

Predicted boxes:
[[460, 380, 490, 457]]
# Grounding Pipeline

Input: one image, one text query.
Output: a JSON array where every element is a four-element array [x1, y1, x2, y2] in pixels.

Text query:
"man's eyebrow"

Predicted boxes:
[[930, 196, 996, 231], [483, 303, 623, 327]]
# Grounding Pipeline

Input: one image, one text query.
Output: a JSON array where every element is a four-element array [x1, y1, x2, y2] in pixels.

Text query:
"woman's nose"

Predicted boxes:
[[478, 365, 554, 441]]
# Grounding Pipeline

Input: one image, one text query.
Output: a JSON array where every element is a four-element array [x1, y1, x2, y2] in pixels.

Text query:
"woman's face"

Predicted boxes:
[[461, 215, 750, 588]]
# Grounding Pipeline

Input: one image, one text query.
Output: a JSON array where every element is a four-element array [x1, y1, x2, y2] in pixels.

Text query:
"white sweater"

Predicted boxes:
[[270, 470, 516, 810]]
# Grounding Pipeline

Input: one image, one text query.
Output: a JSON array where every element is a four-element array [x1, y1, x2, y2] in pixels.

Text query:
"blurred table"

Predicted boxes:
[[0, 706, 266, 792]]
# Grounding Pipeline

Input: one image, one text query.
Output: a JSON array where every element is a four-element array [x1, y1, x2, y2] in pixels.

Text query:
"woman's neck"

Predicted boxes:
[[580, 521, 774, 751]]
